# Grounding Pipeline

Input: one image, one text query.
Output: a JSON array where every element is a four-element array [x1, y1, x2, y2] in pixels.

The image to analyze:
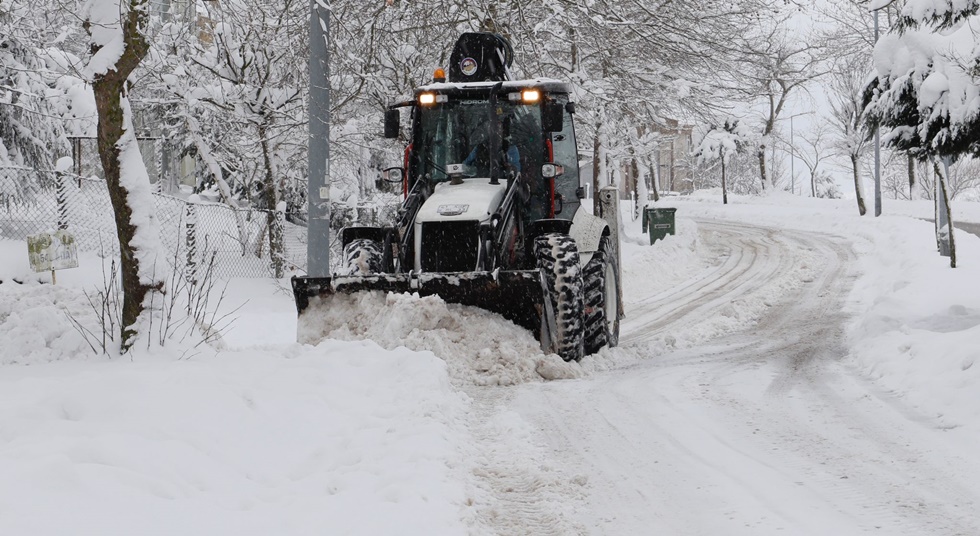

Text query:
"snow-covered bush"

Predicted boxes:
[[693, 119, 753, 203]]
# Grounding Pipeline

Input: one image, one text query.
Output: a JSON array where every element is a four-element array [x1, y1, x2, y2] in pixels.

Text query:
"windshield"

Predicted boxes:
[[416, 98, 541, 183]]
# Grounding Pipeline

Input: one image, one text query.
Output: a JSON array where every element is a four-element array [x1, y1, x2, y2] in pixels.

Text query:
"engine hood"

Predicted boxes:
[[415, 180, 507, 224]]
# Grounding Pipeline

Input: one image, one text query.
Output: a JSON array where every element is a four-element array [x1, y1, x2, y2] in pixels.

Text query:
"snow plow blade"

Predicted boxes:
[[291, 271, 548, 345]]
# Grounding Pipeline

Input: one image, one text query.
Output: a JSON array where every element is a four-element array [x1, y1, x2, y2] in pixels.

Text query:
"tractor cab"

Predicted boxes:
[[386, 80, 581, 224], [383, 32, 583, 231]]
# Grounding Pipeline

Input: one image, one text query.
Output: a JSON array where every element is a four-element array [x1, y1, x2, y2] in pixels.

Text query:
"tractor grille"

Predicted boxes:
[[421, 221, 480, 272]]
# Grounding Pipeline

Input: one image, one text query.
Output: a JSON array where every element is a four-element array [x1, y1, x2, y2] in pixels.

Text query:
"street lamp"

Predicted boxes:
[[777, 111, 813, 194]]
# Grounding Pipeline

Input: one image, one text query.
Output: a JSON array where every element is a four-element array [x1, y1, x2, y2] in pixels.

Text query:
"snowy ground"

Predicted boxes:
[[1, 192, 978, 534]]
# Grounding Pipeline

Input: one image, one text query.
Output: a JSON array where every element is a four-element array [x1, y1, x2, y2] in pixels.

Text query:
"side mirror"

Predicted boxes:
[[542, 101, 563, 132], [382, 167, 404, 183], [542, 163, 565, 179], [384, 109, 400, 139]]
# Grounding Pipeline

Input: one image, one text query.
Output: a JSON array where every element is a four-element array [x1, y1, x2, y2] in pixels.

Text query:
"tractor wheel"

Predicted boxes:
[[535, 233, 585, 361], [343, 239, 383, 275], [583, 235, 620, 355]]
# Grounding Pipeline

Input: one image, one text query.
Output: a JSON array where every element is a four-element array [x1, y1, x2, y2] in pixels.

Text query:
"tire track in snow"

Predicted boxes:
[[463, 386, 588, 536], [499, 221, 980, 534], [623, 220, 814, 347]]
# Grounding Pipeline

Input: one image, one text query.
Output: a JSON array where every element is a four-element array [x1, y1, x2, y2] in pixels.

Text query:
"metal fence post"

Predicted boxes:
[[72, 137, 82, 177], [271, 209, 286, 278], [56, 171, 69, 230], [185, 200, 198, 283]]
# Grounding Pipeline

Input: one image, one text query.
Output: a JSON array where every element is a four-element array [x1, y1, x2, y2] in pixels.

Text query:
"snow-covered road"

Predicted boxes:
[[474, 219, 980, 535]]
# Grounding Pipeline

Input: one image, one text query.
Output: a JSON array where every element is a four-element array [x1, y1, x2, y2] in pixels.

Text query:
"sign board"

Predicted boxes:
[[27, 230, 79, 273]]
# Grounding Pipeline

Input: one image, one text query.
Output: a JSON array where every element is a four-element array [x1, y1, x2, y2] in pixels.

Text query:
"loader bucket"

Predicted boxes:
[[291, 270, 550, 347]]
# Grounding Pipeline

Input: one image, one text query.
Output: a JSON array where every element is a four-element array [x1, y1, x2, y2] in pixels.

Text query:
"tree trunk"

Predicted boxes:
[[721, 157, 728, 205], [259, 123, 285, 277], [88, 0, 159, 351], [629, 149, 640, 216], [851, 154, 866, 216], [592, 122, 602, 214], [757, 143, 768, 191], [907, 152, 915, 199], [630, 153, 639, 198], [649, 156, 660, 202]]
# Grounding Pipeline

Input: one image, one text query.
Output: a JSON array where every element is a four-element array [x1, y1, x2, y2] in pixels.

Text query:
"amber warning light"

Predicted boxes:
[[433, 68, 447, 82]]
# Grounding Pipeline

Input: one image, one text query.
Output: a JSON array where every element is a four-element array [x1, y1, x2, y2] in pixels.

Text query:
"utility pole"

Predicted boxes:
[[308, 0, 331, 276], [874, 9, 882, 217], [790, 115, 795, 194]]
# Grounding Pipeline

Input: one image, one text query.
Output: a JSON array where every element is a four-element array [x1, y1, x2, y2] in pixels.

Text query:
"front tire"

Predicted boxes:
[[535, 233, 585, 361], [342, 239, 383, 275], [583, 235, 620, 355]]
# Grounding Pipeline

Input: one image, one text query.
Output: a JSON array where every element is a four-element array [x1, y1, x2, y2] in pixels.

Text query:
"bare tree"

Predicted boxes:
[[828, 54, 870, 214], [796, 123, 834, 198], [734, 19, 829, 191]]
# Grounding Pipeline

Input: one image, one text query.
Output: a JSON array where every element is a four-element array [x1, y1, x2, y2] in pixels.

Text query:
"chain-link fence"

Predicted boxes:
[[0, 166, 307, 279], [69, 137, 163, 185]]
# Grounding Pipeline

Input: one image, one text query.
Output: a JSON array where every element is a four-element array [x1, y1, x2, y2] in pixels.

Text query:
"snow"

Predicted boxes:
[[694, 119, 753, 165], [81, 0, 128, 79], [871, 7, 980, 152], [0, 345, 472, 535], [899, 0, 980, 27], [118, 97, 165, 290], [664, 191, 980, 430], [2, 192, 980, 533]]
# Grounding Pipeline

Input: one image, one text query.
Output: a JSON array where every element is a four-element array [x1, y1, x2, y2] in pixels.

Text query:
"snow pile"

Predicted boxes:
[[295, 210, 712, 383], [0, 280, 95, 364], [0, 240, 106, 364], [298, 290, 575, 385], [845, 214, 980, 427], [620, 217, 702, 300], [0, 240, 478, 535], [0, 343, 475, 535]]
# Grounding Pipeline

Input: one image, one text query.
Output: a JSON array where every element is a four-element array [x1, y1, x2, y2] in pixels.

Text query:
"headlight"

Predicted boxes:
[[522, 89, 541, 103]]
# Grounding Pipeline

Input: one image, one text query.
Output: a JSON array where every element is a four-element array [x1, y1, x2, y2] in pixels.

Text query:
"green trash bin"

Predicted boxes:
[[644, 207, 676, 245]]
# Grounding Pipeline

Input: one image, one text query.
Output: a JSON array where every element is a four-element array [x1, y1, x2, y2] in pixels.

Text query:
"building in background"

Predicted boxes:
[[652, 118, 694, 195]]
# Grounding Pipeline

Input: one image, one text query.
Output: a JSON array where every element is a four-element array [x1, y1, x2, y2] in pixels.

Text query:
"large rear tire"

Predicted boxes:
[[583, 235, 620, 355], [535, 233, 585, 361], [343, 239, 383, 275]]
